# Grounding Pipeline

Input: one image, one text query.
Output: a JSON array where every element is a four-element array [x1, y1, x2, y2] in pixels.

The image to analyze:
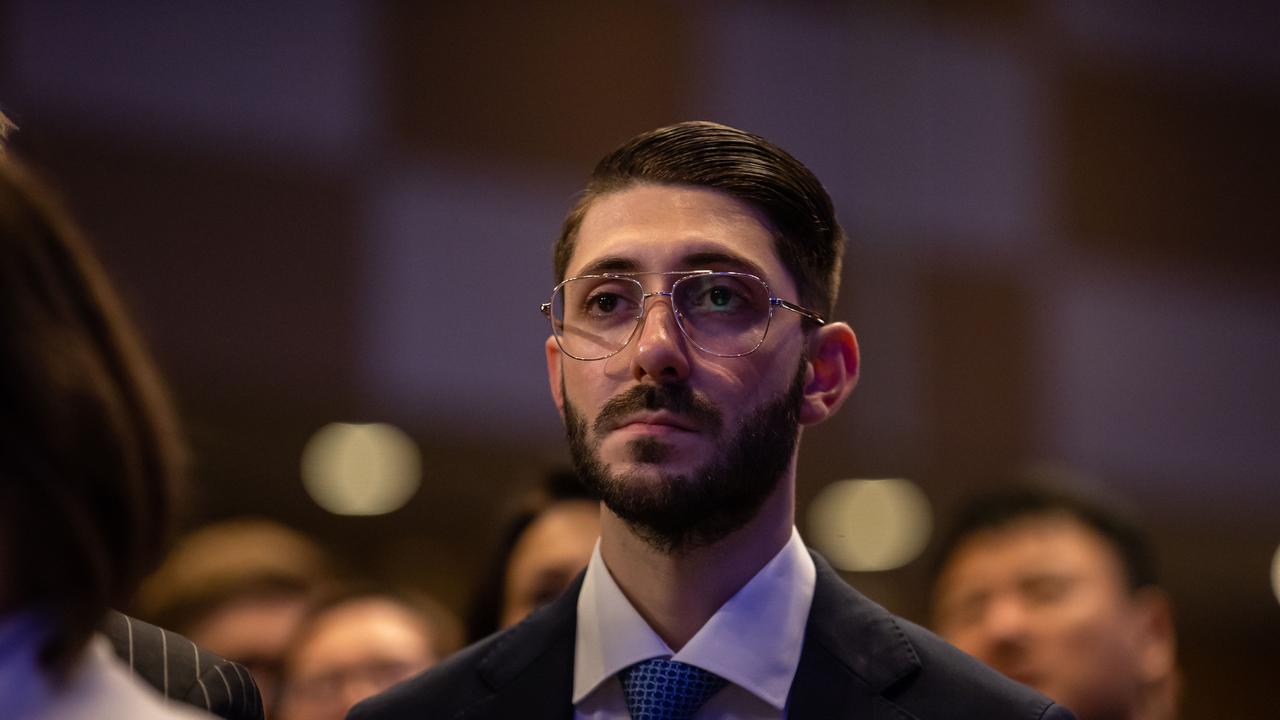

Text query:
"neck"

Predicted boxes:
[[598, 465, 796, 651]]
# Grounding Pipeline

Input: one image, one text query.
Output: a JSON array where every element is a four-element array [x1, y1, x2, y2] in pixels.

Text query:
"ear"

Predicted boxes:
[[798, 321, 859, 426], [1131, 587, 1178, 685], [546, 335, 566, 419]]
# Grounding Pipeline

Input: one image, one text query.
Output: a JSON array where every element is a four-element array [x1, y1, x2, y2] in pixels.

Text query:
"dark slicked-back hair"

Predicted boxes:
[[554, 121, 846, 318], [0, 154, 186, 678], [929, 484, 1160, 602]]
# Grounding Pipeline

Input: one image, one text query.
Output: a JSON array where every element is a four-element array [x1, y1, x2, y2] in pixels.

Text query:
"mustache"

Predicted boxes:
[[592, 383, 723, 436]]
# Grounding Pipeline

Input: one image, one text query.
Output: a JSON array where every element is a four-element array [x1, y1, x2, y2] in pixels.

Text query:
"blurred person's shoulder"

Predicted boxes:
[[101, 611, 264, 720]]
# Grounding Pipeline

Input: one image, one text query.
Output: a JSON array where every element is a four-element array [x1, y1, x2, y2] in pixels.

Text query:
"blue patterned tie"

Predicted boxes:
[[619, 657, 728, 720]]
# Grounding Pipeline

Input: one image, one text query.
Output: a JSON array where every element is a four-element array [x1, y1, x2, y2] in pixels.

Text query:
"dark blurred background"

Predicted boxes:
[[2, 2, 1277, 716]]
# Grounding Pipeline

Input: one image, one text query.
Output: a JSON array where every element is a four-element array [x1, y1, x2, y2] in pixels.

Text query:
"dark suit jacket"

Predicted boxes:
[[349, 553, 1074, 719], [102, 610, 265, 720]]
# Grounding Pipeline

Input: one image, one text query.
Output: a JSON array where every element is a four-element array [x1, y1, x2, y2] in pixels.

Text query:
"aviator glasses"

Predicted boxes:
[[541, 270, 825, 361]]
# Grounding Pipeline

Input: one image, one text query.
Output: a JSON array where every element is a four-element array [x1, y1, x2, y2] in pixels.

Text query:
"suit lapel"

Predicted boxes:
[[462, 574, 583, 720], [786, 553, 923, 720], [456, 554, 925, 720]]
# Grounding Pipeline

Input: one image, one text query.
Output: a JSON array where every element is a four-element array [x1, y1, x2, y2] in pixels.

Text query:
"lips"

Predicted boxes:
[[610, 411, 699, 433]]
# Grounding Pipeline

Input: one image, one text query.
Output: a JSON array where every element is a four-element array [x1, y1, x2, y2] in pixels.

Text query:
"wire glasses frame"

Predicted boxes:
[[540, 270, 825, 361]]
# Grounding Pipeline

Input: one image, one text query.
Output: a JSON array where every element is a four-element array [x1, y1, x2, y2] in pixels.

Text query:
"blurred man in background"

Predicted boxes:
[[135, 518, 336, 712], [275, 589, 460, 720], [930, 485, 1179, 720]]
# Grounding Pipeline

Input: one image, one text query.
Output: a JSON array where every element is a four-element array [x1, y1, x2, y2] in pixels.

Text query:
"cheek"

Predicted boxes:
[[1040, 595, 1130, 666], [560, 365, 605, 414], [698, 358, 781, 406]]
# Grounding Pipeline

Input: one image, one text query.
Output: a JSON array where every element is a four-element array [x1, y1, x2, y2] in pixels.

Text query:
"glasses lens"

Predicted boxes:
[[672, 273, 771, 356], [552, 276, 643, 360]]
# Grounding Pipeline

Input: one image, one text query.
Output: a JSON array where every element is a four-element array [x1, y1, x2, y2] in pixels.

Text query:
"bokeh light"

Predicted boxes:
[[1272, 543, 1280, 607], [300, 422, 422, 516], [806, 478, 932, 572]]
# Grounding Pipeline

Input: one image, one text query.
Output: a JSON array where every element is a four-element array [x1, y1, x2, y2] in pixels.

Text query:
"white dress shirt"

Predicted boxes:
[[0, 613, 209, 720], [573, 527, 816, 720]]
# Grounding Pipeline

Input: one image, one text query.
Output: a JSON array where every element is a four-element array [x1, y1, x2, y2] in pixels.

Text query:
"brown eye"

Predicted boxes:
[[594, 294, 619, 312]]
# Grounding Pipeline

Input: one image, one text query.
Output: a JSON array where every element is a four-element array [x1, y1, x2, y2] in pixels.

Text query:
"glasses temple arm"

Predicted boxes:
[[772, 298, 826, 325]]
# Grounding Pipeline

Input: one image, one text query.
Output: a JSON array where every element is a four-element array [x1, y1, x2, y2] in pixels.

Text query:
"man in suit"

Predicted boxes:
[[102, 611, 264, 720], [350, 121, 1074, 719], [928, 486, 1178, 720]]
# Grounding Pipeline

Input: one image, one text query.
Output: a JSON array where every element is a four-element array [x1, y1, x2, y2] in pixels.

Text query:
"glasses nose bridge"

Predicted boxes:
[[638, 288, 676, 309], [633, 287, 684, 338]]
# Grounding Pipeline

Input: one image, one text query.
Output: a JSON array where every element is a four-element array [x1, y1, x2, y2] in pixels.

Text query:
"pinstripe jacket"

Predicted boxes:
[[102, 611, 264, 720]]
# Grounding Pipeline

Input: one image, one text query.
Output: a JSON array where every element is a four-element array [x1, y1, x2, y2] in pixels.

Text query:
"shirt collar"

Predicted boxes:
[[573, 527, 816, 710]]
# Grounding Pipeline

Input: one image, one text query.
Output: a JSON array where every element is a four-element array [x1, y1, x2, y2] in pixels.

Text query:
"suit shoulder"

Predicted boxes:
[[892, 619, 1074, 720], [347, 632, 503, 720], [199, 657, 265, 720], [348, 591, 578, 720], [101, 611, 264, 720]]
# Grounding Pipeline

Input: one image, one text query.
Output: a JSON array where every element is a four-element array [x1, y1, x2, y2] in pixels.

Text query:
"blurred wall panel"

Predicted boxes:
[[1057, 61, 1280, 275], [922, 266, 1038, 474], [383, 1, 692, 174]]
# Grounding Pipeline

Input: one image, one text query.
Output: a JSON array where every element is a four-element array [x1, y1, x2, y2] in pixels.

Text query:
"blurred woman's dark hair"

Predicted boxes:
[[0, 149, 186, 678], [464, 470, 594, 642]]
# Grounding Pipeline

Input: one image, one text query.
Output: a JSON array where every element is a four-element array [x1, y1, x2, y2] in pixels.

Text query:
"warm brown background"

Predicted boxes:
[[3, 2, 1277, 717]]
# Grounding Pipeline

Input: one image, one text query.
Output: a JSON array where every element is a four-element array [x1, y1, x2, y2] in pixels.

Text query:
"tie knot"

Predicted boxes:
[[619, 657, 727, 720]]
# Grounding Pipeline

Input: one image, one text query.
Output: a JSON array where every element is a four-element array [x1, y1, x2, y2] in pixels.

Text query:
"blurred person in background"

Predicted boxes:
[[929, 485, 1178, 720], [0, 119, 259, 719], [135, 517, 336, 713], [465, 470, 600, 642], [274, 589, 461, 720]]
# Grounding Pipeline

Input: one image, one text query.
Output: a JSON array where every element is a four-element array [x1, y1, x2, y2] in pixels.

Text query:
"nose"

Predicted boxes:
[[981, 594, 1031, 650], [628, 294, 691, 383]]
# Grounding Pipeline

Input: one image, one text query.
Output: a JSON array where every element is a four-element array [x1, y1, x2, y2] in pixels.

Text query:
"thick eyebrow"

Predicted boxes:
[[573, 250, 769, 279], [676, 251, 767, 279], [575, 256, 641, 276]]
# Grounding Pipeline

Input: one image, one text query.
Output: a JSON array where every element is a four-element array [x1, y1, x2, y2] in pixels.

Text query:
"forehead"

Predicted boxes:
[[296, 599, 430, 661], [567, 184, 794, 293], [939, 516, 1127, 591]]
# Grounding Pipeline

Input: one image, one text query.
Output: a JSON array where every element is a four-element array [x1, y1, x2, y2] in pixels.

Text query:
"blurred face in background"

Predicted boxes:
[[187, 592, 312, 712], [276, 597, 439, 720], [500, 499, 601, 629], [931, 515, 1175, 720]]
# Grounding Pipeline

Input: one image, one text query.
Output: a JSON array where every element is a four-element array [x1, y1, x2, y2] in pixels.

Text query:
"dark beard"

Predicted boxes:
[[563, 359, 806, 554]]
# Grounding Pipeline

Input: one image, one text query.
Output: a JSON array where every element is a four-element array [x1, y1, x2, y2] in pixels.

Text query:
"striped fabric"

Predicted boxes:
[[101, 611, 265, 720]]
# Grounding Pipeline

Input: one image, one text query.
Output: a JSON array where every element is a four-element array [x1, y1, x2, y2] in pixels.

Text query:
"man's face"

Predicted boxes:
[[545, 184, 812, 552], [932, 516, 1162, 720]]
